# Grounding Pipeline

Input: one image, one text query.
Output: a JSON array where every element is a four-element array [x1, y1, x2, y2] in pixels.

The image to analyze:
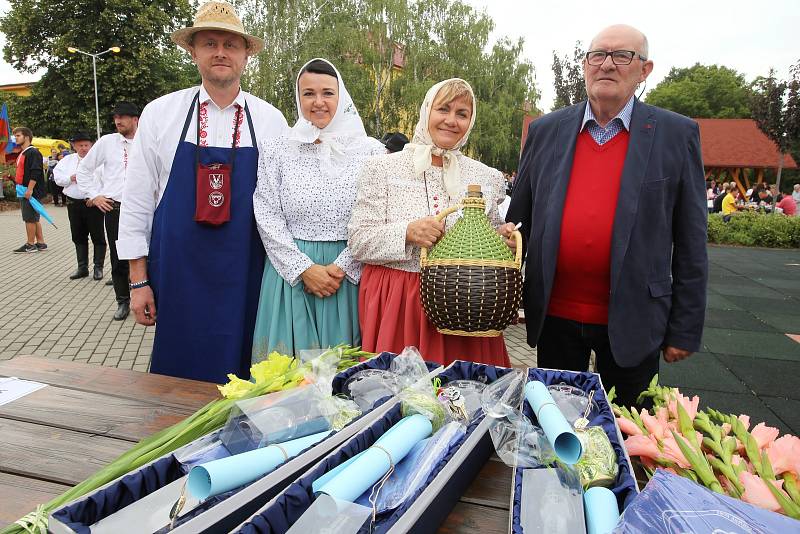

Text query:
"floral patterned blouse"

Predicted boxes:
[[254, 136, 385, 286], [348, 149, 506, 273]]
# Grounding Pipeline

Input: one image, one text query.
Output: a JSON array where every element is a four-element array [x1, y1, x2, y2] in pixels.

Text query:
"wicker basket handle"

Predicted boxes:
[[510, 229, 523, 268], [419, 205, 524, 268], [419, 205, 461, 262]]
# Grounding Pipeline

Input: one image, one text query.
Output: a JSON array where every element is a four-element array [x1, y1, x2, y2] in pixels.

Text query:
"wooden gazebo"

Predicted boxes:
[[696, 118, 797, 196]]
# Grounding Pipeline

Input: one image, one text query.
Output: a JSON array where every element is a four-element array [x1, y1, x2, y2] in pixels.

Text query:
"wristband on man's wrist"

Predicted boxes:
[[129, 279, 150, 290]]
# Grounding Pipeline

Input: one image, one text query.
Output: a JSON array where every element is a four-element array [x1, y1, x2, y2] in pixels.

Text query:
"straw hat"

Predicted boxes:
[[171, 1, 264, 55]]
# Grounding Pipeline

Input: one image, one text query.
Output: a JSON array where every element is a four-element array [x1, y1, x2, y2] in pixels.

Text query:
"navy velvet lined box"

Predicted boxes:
[[510, 368, 638, 534], [234, 361, 513, 534], [49, 352, 439, 534]]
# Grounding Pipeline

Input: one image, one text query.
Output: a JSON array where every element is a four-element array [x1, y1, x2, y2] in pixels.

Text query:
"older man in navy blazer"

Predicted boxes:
[[504, 24, 707, 408]]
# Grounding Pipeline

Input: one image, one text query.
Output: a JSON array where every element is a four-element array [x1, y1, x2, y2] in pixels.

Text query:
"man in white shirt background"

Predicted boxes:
[[117, 0, 288, 382], [77, 101, 139, 321], [53, 131, 107, 281]]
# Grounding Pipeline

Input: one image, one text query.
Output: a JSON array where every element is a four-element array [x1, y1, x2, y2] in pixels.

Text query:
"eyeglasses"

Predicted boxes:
[[585, 50, 647, 66]]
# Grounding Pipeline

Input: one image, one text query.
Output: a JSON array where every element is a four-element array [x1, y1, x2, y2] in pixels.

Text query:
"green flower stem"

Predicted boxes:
[[670, 430, 724, 495], [707, 456, 744, 497], [676, 401, 700, 449], [629, 408, 649, 436], [764, 478, 800, 519], [783, 473, 800, 507]]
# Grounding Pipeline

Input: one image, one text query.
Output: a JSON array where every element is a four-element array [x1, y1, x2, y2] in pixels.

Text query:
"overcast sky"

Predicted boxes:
[[1, 0, 797, 111]]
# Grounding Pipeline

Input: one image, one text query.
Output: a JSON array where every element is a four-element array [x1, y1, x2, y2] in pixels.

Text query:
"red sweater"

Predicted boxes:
[[547, 129, 630, 325]]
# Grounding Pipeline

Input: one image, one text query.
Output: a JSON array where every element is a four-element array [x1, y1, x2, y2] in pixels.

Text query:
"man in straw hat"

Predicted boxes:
[[117, 1, 288, 382]]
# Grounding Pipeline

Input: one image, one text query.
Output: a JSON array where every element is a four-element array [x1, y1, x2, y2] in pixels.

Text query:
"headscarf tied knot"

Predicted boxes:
[[286, 58, 369, 173], [403, 78, 477, 199]]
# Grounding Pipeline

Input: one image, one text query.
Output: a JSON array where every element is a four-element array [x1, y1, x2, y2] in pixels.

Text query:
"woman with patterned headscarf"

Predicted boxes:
[[252, 58, 384, 360], [348, 79, 512, 366]]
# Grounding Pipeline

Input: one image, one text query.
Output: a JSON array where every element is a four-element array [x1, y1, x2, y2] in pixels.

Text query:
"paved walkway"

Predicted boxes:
[[2, 203, 799, 434], [0, 206, 153, 371], [0, 204, 535, 371], [660, 245, 800, 436]]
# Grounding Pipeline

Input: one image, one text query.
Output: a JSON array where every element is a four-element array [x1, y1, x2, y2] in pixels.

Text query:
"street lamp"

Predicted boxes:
[[67, 46, 121, 140]]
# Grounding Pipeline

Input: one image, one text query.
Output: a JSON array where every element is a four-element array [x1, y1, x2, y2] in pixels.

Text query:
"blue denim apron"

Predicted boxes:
[[148, 93, 263, 383]]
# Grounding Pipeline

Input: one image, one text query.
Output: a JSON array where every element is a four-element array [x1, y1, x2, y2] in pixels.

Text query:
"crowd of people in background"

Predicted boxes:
[[706, 178, 798, 220]]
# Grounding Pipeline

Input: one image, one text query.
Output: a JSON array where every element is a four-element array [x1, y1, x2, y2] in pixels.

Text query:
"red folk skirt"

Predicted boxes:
[[359, 264, 511, 367]]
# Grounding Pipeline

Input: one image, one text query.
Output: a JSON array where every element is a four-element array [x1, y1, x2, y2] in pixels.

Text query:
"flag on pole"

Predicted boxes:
[[0, 103, 14, 154]]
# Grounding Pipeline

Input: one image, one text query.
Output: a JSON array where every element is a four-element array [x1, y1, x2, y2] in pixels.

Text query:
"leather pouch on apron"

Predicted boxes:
[[195, 162, 232, 225]]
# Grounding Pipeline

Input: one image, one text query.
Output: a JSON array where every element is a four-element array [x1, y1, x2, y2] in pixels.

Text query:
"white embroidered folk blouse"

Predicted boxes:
[[253, 136, 385, 286], [348, 149, 506, 273]]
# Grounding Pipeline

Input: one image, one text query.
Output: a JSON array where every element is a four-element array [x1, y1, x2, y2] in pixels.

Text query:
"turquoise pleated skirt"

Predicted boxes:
[[251, 239, 360, 362]]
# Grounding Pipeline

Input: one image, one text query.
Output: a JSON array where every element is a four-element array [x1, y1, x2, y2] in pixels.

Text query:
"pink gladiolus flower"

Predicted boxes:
[[624, 435, 661, 462], [640, 409, 667, 439], [641, 457, 657, 471], [660, 435, 692, 469], [739, 471, 789, 513], [667, 391, 700, 421], [738, 414, 751, 431], [766, 435, 800, 475], [656, 407, 670, 426], [751, 423, 780, 450], [616, 416, 643, 436], [721, 423, 732, 437]]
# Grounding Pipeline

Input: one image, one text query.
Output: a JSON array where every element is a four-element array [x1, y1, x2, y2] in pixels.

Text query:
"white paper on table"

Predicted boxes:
[[89, 475, 201, 534], [286, 495, 372, 534], [0, 377, 46, 406]]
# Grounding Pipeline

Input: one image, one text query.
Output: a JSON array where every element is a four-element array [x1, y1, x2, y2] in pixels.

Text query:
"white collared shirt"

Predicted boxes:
[[116, 85, 288, 260], [52, 153, 102, 200], [76, 132, 133, 201]]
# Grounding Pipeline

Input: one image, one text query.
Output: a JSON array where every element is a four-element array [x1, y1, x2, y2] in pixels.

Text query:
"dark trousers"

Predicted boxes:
[[49, 179, 67, 205], [66, 199, 106, 268], [104, 204, 130, 303], [536, 315, 660, 409]]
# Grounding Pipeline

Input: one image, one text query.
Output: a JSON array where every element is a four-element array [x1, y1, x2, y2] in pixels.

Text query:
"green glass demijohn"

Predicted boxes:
[[420, 184, 523, 337]]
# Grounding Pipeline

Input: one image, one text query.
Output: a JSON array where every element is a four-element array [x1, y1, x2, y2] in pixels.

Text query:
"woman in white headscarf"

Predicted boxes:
[[252, 58, 384, 360], [348, 78, 513, 366]]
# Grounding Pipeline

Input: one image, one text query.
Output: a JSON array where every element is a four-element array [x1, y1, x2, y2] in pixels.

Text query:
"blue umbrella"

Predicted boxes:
[[16, 185, 58, 228]]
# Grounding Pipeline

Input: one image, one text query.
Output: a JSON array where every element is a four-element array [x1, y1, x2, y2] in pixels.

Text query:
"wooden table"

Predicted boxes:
[[0, 357, 512, 532]]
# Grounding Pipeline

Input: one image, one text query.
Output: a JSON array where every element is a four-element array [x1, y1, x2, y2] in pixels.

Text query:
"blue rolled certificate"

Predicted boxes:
[[524, 381, 583, 464], [187, 430, 331, 499], [584, 486, 620, 534], [313, 414, 433, 503]]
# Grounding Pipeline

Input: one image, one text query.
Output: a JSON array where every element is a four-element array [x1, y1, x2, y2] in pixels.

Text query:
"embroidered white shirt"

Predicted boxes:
[[76, 132, 132, 201], [52, 153, 101, 200], [348, 149, 506, 273], [253, 136, 385, 286], [116, 85, 288, 260]]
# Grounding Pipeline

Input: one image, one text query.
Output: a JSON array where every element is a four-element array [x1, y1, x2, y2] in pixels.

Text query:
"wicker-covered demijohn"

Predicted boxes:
[[419, 184, 523, 337]]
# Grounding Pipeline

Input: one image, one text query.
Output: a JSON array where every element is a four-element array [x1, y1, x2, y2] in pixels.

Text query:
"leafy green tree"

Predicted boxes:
[[238, 0, 539, 172], [0, 0, 198, 139], [751, 62, 800, 193], [645, 64, 752, 118], [551, 41, 586, 109]]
